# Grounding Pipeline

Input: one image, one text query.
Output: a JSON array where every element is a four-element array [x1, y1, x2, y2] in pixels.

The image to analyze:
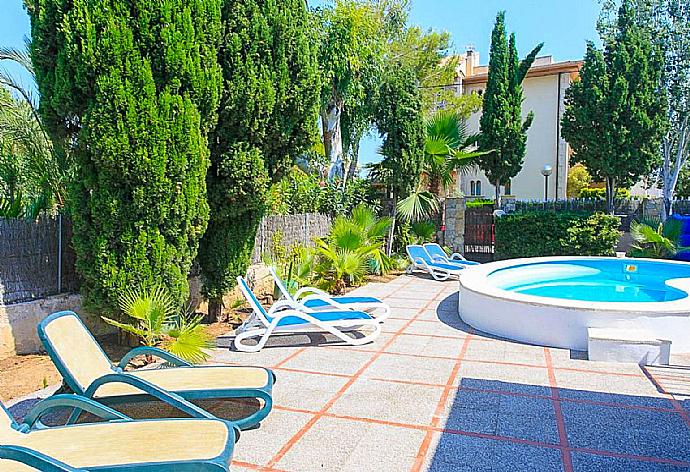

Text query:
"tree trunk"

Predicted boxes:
[[346, 139, 360, 181], [386, 193, 397, 256], [661, 120, 690, 222], [605, 177, 616, 215], [207, 297, 224, 323], [494, 180, 501, 207], [321, 94, 344, 182]]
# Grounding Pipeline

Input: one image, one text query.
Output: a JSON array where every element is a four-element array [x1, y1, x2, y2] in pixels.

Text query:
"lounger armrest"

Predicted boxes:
[[117, 346, 191, 370], [22, 394, 131, 429], [83, 373, 215, 420], [293, 286, 330, 301], [431, 255, 448, 263], [449, 253, 465, 261], [0, 445, 82, 471], [268, 299, 310, 315]]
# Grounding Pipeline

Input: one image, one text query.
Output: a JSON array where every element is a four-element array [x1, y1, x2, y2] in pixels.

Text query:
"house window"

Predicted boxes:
[[469, 180, 482, 196]]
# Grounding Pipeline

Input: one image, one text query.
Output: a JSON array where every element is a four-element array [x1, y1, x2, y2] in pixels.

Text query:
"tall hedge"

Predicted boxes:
[[494, 212, 621, 260], [27, 0, 222, 310], [197, 0, 319, 317]]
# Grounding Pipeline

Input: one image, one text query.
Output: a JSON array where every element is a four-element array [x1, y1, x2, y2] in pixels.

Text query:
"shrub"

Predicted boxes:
[[495, 212, 620, 260], [28, 0, 222, 311], [466, 198, 494, 208], [579, 187, 630, 199]]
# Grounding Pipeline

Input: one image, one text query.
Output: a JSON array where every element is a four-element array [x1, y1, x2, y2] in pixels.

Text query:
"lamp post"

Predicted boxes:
[[541, 165, 553, 201]]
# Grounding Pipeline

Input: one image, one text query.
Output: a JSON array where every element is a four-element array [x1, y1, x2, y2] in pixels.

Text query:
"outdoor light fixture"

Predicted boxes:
[[541, 165, 553, 201]]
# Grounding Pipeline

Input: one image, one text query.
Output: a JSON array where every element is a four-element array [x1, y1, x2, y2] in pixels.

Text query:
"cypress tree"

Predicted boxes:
[[478, 11, 543, 204], [198, 0, 319, 319], [562, 0, 668, 213], [27, 0, 222, 310]]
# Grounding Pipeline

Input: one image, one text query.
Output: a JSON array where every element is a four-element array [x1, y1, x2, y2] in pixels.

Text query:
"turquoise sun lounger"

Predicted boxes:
[[0, 394, 238, 471], [38, 311, 274, 430], [423, 243, 481, 267]]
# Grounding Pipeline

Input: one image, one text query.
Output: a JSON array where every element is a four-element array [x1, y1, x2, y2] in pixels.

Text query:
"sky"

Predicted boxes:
[[1, 0, 603, 165]]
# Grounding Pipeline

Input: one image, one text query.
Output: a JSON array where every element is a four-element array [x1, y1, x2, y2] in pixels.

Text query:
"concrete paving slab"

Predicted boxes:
[[277, 416, 426, 472]]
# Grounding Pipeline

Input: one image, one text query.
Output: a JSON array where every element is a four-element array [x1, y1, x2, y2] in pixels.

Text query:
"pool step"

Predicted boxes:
[[587, 328, 671, 366]]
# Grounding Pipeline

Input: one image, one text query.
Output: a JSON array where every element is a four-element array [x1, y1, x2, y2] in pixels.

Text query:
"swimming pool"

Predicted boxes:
[[459, 257, 690, 352]]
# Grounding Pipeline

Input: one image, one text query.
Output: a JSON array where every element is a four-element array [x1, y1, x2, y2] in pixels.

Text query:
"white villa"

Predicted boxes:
[[454, 50, 582, 201]]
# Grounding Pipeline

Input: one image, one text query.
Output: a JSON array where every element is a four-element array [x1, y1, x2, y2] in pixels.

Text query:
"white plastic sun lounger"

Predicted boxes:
[[234, 276, 381, 352], [268, 267, 390, 321], [406, 245, 465, 281], [423, 243, 481, 267]]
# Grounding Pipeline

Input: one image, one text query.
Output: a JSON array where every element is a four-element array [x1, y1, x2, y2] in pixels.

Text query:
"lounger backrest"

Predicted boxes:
[[268, 267, 292, 301], [38, 312, 114, 394], [237, 277, 272, 326], [424, 243, 448, 261], [406, 245, 433, 264]]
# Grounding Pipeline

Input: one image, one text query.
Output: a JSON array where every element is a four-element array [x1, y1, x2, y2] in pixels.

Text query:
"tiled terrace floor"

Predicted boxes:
[[210, 274, 690, 472], [7, 274, 690, 471]]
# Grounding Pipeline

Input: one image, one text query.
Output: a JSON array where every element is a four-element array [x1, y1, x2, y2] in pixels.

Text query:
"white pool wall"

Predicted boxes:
[[459, 257, 690, 352]]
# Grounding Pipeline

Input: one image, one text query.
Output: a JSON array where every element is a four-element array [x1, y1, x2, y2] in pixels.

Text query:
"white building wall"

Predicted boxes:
[[461, 74, 571, 200]]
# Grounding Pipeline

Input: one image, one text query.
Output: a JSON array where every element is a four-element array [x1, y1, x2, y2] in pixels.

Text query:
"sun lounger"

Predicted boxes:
[[38, 311, 273, 430], [268, 267, 390, 321], [406, 245, 465, 281], [234, 276, 381, 352]]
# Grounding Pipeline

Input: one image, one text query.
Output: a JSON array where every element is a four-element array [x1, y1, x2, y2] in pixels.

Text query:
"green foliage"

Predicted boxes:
[[465, 198, 495, 208], [423, 109, 486, 197], [198, 0, 320, 305], [266, 168, 377, 216], [478, 11, 543, 202], [495, 212, 621, 260], [396, 188, 439, 222], [308, 205, 392, 292], [409, 220, 436, 244], [579, 187, 631, 199], [374, 64, 425, 199], [562, 0, 668, 212], [27, 0, 223, 311], [567, 164, 592, 198], [103, 285, 213, 364], [629, 218, 684, 259]]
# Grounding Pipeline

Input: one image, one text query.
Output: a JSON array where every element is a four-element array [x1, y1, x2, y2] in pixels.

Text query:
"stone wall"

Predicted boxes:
[[443, 198, 466, 252], [251, 213, 331, 263], [0, 293, 109, 359]]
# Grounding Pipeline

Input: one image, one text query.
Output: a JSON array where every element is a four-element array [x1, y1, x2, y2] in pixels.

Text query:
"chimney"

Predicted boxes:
[[465, 46, 478, 77]]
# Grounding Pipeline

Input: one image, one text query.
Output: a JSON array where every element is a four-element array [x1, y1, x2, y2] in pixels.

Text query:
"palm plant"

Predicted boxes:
[[397, 110, 487, 222], [0, 45, 70, 217], [102, 285, 214, 364], [629, 218, 685, 259], [311, 205, 392, 292]]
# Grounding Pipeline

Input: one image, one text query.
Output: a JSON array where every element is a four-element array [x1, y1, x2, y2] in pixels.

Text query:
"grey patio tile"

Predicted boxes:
[[557, 387, 675, 409], [272, 369, 350, 412], [387, 306, 423, 319], [440, 389, 559, 444], [385, 333, 465, 359], [276, 416, 426, 472], [553, 369, 667, 399], [381, 317, 412, 333], [329, 378, 443, 425], [280, 348, 375, 376], [422, 432, 564, 472], [454, 361, 552, 393], [232, 408, 314, 466], [463, 339, 547, 367], [209, 346, 303, 368], [387, 297, 436, 309], [364, 351, 457, 385], [562, 401, 690, 462], [416, 309, 443, 321], [404, 319, 469, 337], [571, 452, 690, 472]]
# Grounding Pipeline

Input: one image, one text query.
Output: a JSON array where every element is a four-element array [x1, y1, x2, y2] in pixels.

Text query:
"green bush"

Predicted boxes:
[[579, 187, 630, 199], [495, 212, 621, 260], [466, 198, 494, 208]]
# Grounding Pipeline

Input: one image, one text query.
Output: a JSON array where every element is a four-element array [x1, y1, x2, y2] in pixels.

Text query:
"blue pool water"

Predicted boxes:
[[488, 259, 690, 303]]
